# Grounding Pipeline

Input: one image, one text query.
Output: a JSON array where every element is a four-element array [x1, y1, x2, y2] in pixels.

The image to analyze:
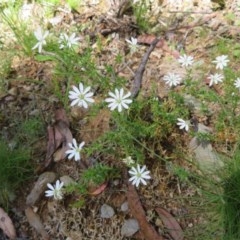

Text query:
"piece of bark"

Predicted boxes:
[[89, 182, 108, 196], [25, 207, 49, 240], [53, 119, 73, 162], [44, 108, 73, 168], [44, 126, 55, 168], [155, 207, 184, 240], [0, 207, 16, 240], [127, 183, 164, 240], [26, 172, 56, 206]]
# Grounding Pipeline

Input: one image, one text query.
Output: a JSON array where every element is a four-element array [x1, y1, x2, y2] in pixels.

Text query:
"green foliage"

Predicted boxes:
[[132, 0, 150, 32], [66, 164, 117, 207], [223, 170, 240, 239], [194, 132, 213, 142], [66, 0, 81, 9], [82, 163, 117, 186], [0, 8, 35, 55], [0, 139, 32, 208], [36, 0, 61, 5], [222, 151, 240, 239], [17, 117, 45, 143]]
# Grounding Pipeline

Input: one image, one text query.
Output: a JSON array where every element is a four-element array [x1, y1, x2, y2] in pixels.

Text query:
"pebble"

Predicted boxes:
[[120, 201, 129, 212], [100, 204, 115, 218], [121, 219, 139, 237]]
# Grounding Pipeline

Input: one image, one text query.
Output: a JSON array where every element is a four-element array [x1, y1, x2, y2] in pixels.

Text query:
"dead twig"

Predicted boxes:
[[130, 37, 161, 98]]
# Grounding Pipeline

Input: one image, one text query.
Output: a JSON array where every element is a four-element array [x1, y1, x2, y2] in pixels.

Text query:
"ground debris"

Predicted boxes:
[[121, 218, 139, 237], [26, 172, 56, 206], [189, 123, 223, 173], [25, 207, 49, 240], [127, 183, 164, 240], [155, 207, 184, 240], [0, 207, 16, 240], [44, 108, 73, 169], [100, 204, 115, 219]]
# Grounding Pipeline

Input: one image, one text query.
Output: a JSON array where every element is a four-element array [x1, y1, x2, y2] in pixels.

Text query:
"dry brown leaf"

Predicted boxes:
[[127, 183, 164, 240], [137, 35, 164, 48], [89, 182, 108, 196], [25, 207, 49, 240], [44, 108, 73, 167], [26, 172, 56, 206], [53, 119, 73, 162], [0, 208, 16, 240], [155, 207, 184, 240]]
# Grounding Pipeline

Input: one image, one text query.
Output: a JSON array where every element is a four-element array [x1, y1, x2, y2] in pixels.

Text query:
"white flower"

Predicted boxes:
[[32, 27, 49, 53], [59, 32, 80, 49], [105, 88, 132, 112], [212, 55, 229, 70], [45, 180, 64, 200], [125, 37, 138, 53], [65, 138, 85, 161], [234, 78, 240, 89], [163, 73, 182, 87], [69, 83, 94, 108], [178, 54, 194, 67], [123, 156, 135, 166], [177, 118, 189, 131], [208, 73, 224, 86], [129, 164, 151, 187]]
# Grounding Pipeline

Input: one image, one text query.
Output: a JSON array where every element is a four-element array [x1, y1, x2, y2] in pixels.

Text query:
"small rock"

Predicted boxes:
[[60, 176, 75, 187], [121, 219, 139, 237], [120, 201, 129, 212], [189, 123, 223, 173], [113, 179, 120, 186], [100, 204, 115, 218]]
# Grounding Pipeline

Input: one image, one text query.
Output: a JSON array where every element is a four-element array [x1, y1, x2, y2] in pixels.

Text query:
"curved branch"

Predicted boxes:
[[131, 37, 161, 98]]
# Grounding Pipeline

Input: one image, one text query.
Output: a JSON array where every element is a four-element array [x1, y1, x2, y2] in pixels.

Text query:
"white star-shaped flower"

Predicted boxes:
[[163, 73, 182, 87], [69, 83, 94, 108], [178, 54, 194, 67], [234, 78, 240, 89], [65, 138, 85, 161], [45, 180, 64, 200], [125, 37, 138, 53], [59, 32, 81, 49], [212, 55, 229, 70], [32, 27, 49, 53], [208, 73, 224, 86], [105, 88, 132, 112], [129, 164, 151, 187], [177, 118, 189, 131]]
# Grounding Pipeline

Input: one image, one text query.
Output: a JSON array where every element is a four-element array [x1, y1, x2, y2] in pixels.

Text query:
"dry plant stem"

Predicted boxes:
[[131, 37, 161, 98]]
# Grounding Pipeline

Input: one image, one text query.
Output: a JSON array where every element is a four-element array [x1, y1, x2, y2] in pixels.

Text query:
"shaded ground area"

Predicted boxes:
[[1, 0, 240, 239]]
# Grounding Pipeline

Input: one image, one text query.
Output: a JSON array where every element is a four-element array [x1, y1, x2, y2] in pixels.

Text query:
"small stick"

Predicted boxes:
[[131, 37, 161, 98]]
